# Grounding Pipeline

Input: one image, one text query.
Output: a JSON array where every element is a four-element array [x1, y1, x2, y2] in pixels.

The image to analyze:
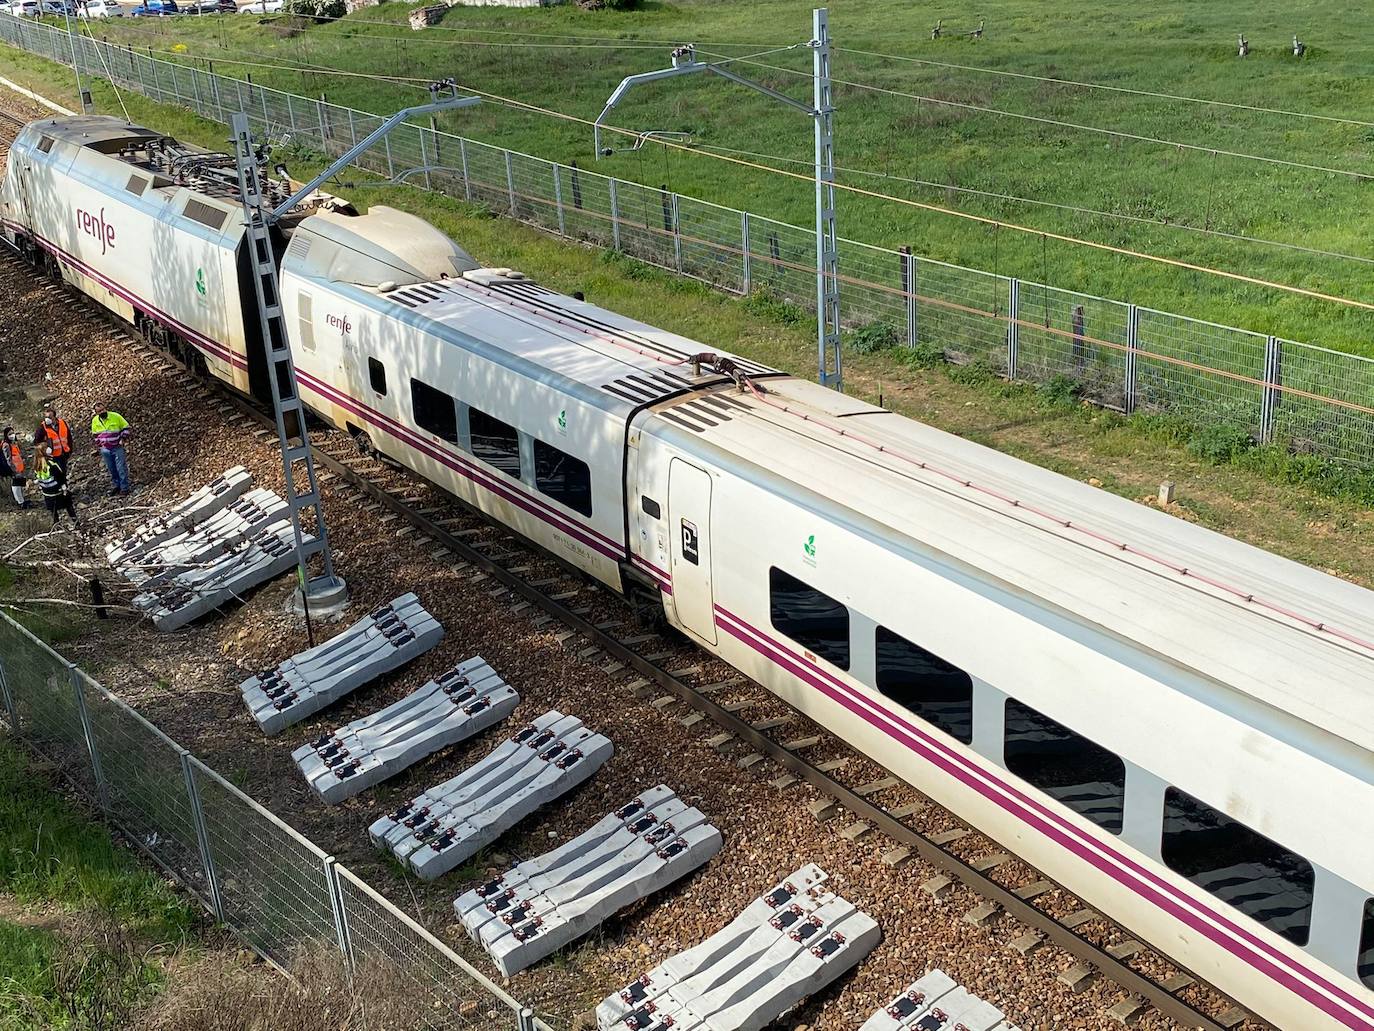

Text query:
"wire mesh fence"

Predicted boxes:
[[3, 16, 1374, 469], [0, 612, 545, 1030]]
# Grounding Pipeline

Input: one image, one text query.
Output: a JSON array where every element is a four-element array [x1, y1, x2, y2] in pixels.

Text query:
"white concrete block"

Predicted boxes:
[[599, 867, 877, 1031], [859, 968, 959, 1030], [240, 593, 442, 736], [120, 488, 288, 586], [454, 784, 679, 929], [596, 864, 833, 1030], [370, 711, 612, 881], [134, 522, 308, 632], [106, 466, 251, 568], [482, 820, 722, 977], [291, 656, 518, 804]]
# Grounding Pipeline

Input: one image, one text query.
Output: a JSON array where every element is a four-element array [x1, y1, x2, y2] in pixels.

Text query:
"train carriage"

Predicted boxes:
[[0, 116, 257, 393], [629, 375, 1374, 1029]]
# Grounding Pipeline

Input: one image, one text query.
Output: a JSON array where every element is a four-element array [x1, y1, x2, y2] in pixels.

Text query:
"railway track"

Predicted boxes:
[[0, 101, 1261, 1031]]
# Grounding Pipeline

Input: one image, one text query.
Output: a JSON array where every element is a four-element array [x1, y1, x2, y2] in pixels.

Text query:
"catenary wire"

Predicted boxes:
[[834, 46, 1374, 129], [691, 141, 1374, 267], [699, 52, 1374, 182]]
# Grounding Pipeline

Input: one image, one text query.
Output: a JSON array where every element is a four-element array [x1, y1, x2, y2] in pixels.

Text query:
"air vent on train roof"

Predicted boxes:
[[656, 395, 753, 432]]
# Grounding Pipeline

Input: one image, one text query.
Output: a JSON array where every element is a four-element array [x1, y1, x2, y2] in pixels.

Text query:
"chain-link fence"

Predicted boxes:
[[0, 612, 547, 1031], [3, 16, 1374, 469]]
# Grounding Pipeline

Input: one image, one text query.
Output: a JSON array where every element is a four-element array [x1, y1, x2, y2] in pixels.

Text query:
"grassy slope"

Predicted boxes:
[[0, 44, 1371, 590], [0, 739, 197, 1027], [65, 0, 1374, 356]]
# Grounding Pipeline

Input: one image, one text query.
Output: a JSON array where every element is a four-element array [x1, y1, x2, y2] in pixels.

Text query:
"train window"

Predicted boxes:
[[410, 379, 458, 444], [368, 358, 387, 396], [874, 627, 973, 744], [125, 174, 148, 196], [37, 136, 54, 154], [533, 439, 592, 517], [296, 292, 317, 352], [641, 496, 661, 519], [769, 568, 849, 670], [1004, 699, 1124, 833], [470, 407, 521, 479], [1360, 899, 1374, 989], [1161, 787, 1314, 946]]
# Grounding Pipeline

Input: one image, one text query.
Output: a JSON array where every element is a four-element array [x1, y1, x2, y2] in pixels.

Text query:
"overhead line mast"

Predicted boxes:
[[594, 9, 844, 392]]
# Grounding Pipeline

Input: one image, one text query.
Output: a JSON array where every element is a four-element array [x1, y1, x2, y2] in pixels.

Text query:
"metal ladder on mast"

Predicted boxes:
[[229, 112, 342, 606]]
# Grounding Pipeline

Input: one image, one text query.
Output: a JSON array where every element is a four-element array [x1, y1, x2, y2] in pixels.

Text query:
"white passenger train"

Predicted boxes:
[[3, 116, 1372, 1030]]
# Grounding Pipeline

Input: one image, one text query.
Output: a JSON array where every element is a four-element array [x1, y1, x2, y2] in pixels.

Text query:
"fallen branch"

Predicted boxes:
[[0, 599, 140, 617]]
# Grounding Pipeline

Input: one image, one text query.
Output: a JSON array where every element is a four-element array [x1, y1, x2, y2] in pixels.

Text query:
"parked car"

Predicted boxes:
[[237, 0, 281, 12], [3, 0, 41, 15], [78, 0, 126, 15], [128, 0, 175, 13], [185, 0, 233, 11], [39, 0, 73, 13]]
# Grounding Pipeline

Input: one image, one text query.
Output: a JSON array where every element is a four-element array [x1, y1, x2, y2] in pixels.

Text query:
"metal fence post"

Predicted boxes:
[[316, 95, 328, 154], [0, 655, 18, 733], [458, 137, 472, 201], [191, 66, 204, 116], [149, 55, 160, 103], [609, 178, 621, 251], [1125, 303, 1140, 415], [1261, 334, 1282, 444], [552, 163, 566, 237], [419, 126, 433, 190], [383, 135, 395, 180], [1006, 277, 1020, 380], [518, 1009, 536, 1031], [323, 857, 355, 972], [741, 210, 752, 295], [504, 150, 517, 217], [180, 753, 225, 922], [429, 116, 440, 188], [346, 107, 357, 149], [670, 193, 683, 273], [260, 85, 270, 129], [900, 246, 918, 347], [69, 667, 109, 812]]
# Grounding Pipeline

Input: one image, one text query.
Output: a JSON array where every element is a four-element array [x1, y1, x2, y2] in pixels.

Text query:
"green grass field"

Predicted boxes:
[[70, 0, 1374, 356]]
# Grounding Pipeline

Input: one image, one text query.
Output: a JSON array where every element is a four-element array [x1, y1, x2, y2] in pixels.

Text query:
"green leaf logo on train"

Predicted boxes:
[[803, 534, 817, 566], [195, 267, 206, 298]]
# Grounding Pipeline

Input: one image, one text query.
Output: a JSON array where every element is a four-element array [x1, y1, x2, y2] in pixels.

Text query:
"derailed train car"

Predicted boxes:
[[4, 115, 1373, 1030]]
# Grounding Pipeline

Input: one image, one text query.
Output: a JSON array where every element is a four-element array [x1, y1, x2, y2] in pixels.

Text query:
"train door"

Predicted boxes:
[[668, 458, 717, 645]]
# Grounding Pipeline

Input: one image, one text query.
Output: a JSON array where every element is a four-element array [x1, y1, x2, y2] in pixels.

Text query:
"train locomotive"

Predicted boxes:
[[3, 115, 1372, 1030]]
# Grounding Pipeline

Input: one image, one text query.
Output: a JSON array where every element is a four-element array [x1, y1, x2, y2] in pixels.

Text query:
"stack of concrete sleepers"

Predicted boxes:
[[240, 593, 442, 736], [106, 466, 252, 570], [293, 656, 518, 804], [455, 784, 722, 977], [595, 864, 879, 1031], [133, 522, 309, 632], [370, 710, 612, 881], [860, 970, 1020, 1031], [119, 488, 289, 587]]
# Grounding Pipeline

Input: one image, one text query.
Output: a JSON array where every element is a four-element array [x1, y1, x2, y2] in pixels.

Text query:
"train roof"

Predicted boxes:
[[319, 263, 783, 414], [647, 376, 1374, 756]]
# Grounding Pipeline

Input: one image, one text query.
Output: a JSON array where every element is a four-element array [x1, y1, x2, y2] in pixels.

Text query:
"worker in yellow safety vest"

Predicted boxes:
[[90, 408, 132, 496]]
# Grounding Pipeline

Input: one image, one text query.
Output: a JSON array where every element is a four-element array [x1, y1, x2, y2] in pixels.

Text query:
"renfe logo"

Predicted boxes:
[[326, 313, 352, 335], [75, 206, 116, 255]]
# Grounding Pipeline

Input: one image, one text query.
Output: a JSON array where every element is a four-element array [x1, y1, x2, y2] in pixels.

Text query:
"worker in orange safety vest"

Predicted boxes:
[[1, 427, 29, 508], [34, 406, 73, 475]]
